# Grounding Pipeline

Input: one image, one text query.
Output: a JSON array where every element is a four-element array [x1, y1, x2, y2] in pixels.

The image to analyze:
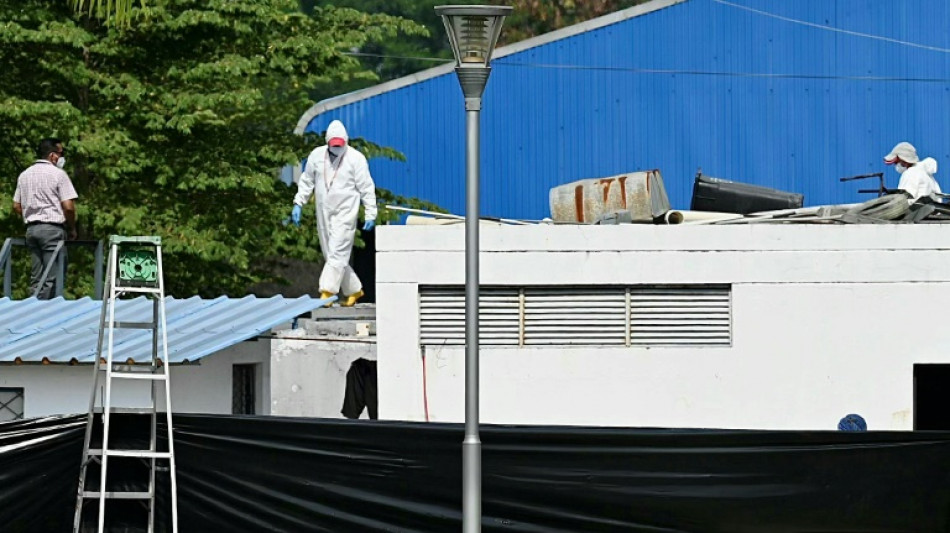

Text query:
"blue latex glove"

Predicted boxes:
[[291, 205, 302, 226], [362, 220, 375, 231]]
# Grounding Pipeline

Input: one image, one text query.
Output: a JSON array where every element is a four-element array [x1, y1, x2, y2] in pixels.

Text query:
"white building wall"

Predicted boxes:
[[0, 332, 376, 420], [376, 224, 950, 430], [0, 340, 271, 418], [167, 340, 272, 415]]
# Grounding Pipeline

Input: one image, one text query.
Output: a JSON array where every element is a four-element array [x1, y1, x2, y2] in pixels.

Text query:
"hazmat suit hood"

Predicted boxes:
[[326, 120, 349, 145], [921, 157, 938, 176]]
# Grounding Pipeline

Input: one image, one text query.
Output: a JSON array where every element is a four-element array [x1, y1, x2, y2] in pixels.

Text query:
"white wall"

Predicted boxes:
[[168, 340, 271, 415], [0, 332, 379, 420], [270, 333, 376, 418], [0, 340, 271, 418], [376, 224, 950, 430]]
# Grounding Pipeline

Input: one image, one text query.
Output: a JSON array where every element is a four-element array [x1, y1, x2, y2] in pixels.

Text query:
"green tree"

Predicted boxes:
[[0, 0, 427, 297], [496, 0, 652, 43], [305, 0, 651, 98], [70, 0, 148, 26], [303, 0, 452, 103]]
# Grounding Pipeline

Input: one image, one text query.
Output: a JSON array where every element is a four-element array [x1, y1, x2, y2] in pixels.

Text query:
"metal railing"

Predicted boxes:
[[0, 238, 104, 299]]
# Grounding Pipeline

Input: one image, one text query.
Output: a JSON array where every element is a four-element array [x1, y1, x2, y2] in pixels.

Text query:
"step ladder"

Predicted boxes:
[[73, 236, 179, 533]]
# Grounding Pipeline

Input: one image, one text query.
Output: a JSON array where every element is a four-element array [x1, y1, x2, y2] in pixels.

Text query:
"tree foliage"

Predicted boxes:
[[70, 0, 149, 27], [496, 0, 652, 43], [306, 0, 651, 95], [0, 0, 426, 297], [303, 0, 451, 103]]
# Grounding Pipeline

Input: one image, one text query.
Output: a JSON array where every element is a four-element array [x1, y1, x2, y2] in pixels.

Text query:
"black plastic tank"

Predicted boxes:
[[690, 173, 804, 214]]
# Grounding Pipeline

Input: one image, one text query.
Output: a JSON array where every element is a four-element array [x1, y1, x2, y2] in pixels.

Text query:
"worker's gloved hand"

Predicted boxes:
[[291, 205, 302, 226], [362, 220, 375, 231]]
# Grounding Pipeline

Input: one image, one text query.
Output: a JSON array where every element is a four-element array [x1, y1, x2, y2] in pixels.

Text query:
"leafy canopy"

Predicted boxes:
[[70, 0, 149, 27], [0, 0, 427, 297]]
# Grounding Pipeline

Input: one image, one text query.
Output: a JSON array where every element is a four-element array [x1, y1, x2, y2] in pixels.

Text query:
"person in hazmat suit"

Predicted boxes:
[[291, 120, 377, 306], [884, 141, 941, 201]]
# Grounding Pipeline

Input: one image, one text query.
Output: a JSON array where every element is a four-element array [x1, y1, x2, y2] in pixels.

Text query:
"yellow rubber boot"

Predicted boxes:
[[320, 291, 335, 307], [341, 290, 364, 307]]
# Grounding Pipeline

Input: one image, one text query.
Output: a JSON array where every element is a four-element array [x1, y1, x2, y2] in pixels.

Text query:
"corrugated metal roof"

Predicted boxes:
[[298, 0, 950, 220], [0, 295, 324, 365], [294, 0, 687, 133]]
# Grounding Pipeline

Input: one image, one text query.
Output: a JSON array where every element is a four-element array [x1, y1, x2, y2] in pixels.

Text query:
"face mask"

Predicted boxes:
[[895, 163, 907, 174], [328, 145, 345, 157], [56, 157, 66, 169]]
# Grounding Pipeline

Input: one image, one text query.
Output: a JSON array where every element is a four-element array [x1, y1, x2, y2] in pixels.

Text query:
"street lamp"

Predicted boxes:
[[434, 5, 511, 533]]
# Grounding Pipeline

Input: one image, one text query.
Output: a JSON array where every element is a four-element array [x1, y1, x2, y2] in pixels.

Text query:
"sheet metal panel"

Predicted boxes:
[[302, 0, 950, 220], [0, 295, 323, 364]]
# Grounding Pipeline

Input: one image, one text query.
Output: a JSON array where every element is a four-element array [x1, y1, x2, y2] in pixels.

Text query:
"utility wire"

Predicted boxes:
[[493, 62, 950, 83], [345, 0, 950, 83], [711, 0, 950, 54], [344, 51, 450, 63], [344, 52, 950, 83]]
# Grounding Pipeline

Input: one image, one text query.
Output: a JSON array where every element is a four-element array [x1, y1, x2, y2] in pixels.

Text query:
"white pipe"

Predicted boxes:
[[663, 210, 745, 225]]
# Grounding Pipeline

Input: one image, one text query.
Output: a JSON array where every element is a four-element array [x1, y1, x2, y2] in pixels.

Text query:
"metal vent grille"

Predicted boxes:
[[419, 287, 520, 346], [419, 285, 731, 347], [523, 288, 627, 345], [630, 286, 731, 346]]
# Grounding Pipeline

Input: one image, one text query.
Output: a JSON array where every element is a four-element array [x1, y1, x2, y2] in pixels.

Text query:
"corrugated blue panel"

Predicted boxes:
[[0, 295, 324, 364], [304, 0, 950, 220]]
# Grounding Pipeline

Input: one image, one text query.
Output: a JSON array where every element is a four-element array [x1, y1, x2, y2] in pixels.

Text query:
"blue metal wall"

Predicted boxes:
[[304, 0, 950, 220]]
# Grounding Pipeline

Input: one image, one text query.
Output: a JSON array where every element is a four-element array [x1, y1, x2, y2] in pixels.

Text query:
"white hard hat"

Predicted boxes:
[[884, 142, 919, 164]]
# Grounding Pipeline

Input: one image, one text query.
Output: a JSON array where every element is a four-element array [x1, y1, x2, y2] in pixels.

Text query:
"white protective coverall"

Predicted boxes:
[[294, 120, 377, 295], [898, 158, 941, 201]]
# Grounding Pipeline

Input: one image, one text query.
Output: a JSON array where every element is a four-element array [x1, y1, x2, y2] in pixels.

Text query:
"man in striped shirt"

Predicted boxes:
[[12, 138, 78, 299]]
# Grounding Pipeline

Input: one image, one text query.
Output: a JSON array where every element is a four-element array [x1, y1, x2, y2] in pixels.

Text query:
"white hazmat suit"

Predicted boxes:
[[897, 158, 941, 201], [884, 141, 942, 201], [294, 120, 377, 297]]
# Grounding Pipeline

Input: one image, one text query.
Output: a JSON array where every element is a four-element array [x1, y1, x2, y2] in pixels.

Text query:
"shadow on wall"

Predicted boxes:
[[247, 256, 324, 298]]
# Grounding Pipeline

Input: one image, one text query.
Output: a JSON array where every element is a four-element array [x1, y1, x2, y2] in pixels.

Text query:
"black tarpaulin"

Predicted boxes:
[[3, 414, 950, 532], [0, 416, 84, 532]]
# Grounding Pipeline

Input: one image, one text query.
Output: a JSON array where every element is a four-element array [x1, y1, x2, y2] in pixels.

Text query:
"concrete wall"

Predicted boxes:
[[270, 333, 376, 418], [0, 340, 271, 418], [376, 224, 950, 430]]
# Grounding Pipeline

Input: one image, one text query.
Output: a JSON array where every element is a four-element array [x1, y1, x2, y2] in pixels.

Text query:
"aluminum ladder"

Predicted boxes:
[[73, 236, 179, 533]]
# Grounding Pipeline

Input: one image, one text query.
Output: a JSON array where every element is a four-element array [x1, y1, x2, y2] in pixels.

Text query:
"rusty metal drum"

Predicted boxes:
[[549, 170, 671, 223]]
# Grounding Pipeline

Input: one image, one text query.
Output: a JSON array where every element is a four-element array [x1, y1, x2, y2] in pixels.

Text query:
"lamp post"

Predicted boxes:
[[434, 5, 511, 532]]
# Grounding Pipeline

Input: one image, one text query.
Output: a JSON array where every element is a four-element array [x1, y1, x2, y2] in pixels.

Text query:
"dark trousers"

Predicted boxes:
[[25, 224, 66, 299], [341, 359, 378, 420]]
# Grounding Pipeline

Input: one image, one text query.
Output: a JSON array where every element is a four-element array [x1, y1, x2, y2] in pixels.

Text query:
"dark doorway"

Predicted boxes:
[[914, 364, 950, 430], [232, 364, 257, 415]]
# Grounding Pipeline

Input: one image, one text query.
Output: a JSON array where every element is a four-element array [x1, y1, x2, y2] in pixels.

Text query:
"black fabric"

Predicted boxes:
[[5, 414, 950, 532], [341, 358, 377, 419], [0, 416, 84, 532]]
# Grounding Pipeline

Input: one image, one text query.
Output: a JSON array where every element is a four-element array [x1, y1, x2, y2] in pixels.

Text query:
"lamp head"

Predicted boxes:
[[435, 5, 512, 68]]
